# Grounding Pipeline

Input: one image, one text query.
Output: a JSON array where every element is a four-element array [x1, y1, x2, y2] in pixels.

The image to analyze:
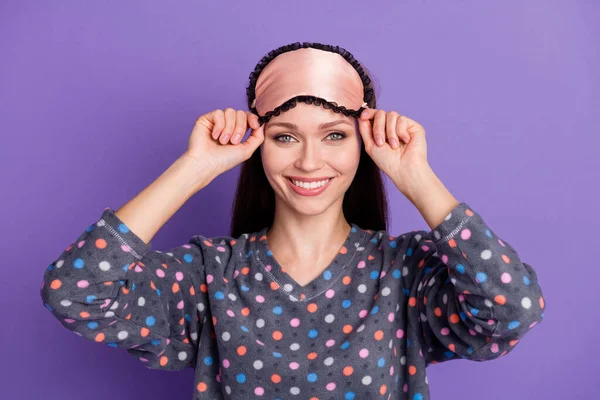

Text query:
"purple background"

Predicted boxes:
[[1, 0, 597, 398]]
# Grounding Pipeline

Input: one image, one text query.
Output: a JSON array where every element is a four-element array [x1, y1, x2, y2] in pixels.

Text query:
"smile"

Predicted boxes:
[[286, 177, 334, 196]]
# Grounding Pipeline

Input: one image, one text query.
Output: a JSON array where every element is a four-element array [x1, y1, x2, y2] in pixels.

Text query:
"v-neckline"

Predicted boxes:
[[251, 223, 366, 302]]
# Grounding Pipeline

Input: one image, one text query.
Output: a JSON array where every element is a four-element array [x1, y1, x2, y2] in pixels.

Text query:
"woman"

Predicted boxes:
[[41, 42, 545, 399]]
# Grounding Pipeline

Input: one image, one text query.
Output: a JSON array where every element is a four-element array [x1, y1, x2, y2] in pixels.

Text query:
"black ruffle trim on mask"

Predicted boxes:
[[246, 42, 375, 125]]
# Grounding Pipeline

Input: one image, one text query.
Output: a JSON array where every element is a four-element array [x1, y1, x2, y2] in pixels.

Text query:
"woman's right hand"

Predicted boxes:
[[182, 108, 265, 177]]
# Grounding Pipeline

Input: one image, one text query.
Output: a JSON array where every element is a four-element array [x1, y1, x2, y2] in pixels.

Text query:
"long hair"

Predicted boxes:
[[230, 42, 389, 237]]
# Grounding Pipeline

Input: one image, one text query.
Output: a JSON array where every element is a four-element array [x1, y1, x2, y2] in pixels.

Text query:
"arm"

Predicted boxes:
[[40, 156, 217, 370], [396, 167, 546, 365]]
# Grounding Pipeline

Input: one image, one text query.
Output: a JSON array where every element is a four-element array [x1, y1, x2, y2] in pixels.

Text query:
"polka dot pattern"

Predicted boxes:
[[40, 202, 545, 399]]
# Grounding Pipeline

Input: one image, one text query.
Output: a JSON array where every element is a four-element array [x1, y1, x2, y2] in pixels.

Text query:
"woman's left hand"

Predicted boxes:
[[357, 108, 430, 196]]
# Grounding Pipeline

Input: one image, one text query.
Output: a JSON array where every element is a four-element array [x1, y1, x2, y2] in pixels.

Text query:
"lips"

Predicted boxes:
[[286, 177, 334, 197]]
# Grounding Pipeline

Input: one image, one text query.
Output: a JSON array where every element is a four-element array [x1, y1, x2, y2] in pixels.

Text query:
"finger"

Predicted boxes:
[[386, 112, 400, 149], [230, 110, 246, 144], [246, 111, 260, 131], [357, 116, 375, 150], [211, 109, 225, 140], [372, 110, 386, 146], [359, 107, 377, 121], [242, 119, 265, 152], [220, 108, 236, 144], [397, 115, 410, 143]]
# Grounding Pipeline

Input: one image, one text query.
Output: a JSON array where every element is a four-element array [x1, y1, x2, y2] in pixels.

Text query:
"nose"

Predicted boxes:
[[293, 140, 325, 172]]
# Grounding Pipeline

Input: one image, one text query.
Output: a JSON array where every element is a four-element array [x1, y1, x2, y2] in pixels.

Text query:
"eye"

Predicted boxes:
[[274, 134, 297, 143], [327, 132, 347, 141]]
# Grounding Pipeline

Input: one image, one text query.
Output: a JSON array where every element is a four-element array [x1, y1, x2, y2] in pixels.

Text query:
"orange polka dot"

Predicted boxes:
[[448, 238, 457, 248], [94, 332, 105, 342], [380, 385, 387, 395], [50, 279, 62, 290], [95, 238, 107, 249], [271, 374, 281, 383], [160, 356, 168, 366], [408, 297, 417, 307], [374, 330, 384, 340], [241, 267, 250, 275], [501, 254, 511, 263], [509, 339, 519, 346], [466, 209, 474, 217], [189, 286, 195, 296], [270, 281, 280, 290], [339, 246, 348, 254], [230, 239, 237, 246], [434, 307, 442, 317], [307, 352, 318, 360], [203, 240, 213, 247], [197, 382, 207, 392], [448, 343, 455, 352], [80, 311, 90, 318], [343, 325, 353, 334], [172, 282, 180, 293], [343, 366, 353, 376], [241, 307, 250, 316], [237, 346, 247, 356], [272, 331, 283, 340], [408, 365, 417, 375], [200, 283, 207, 292], [539, 296, 545, 309], [494, 295, 507, 305], [140, 327, 150, 337], [342, 276, 352, 285], [449, 314, 460, 324], [307, 303, 318, 313]]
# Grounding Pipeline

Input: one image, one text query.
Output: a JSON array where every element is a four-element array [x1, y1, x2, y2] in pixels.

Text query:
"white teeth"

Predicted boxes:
[[291, 179, 330, 189]]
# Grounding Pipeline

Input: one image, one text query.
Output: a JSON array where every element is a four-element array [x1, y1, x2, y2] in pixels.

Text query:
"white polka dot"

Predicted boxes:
[[99, 261, 111, 271], [56, 260, 64, 268], [97, 219, 106, 227], [197, 302, 205, 312], [402, 267, 409, 276], [222, 332, 231, 341], [484, 299, 493, 308], [428, 277, 436, 287], [255, 272, 263, 281], [117, 331, 128, 340], [256, 319, 265, 328], [357, 324, 365, 333], [481, 249, 492, 260], [225, 386, 231, 395], [60, 299, 72, 307], [290, 387, 300, 395], [362, 375, 372, 385], [178, 351, 187, 361], [228, 293, 236, 301], [290, 343, 300, 351], [381, 287, 391, 296], [253, 360, 263, 369], [521, 297, 532, 309], [283, 284, 294, 292], [324, 357, 334, 366], [358, 284, 367, 293], [137, 297, 145, 306], [324, 314, 335, 323], [400, 356, 406, 365], [104, 311, 114, 318]]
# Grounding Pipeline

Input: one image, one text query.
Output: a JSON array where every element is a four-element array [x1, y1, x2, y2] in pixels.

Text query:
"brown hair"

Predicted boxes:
[[230, 42, 389, 237]]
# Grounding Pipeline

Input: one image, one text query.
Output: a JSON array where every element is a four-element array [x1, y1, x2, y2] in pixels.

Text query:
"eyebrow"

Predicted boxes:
[[266, 120, 353, 130]]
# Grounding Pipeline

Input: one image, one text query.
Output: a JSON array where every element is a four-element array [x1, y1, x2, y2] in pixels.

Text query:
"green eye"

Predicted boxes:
[[328, 132, 347, 140]]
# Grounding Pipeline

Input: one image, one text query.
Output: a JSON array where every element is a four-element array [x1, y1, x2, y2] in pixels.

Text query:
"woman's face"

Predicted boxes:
[[260, 102, 362, 217]]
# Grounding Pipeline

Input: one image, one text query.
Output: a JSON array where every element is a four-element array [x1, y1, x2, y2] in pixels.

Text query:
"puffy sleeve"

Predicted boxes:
[[40, 207, 210, 371], [400, 202, 545, 365]]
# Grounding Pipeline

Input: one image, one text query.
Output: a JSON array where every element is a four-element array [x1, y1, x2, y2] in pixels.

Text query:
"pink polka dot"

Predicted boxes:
[[404, 383, 408, 392], [380, 271, 386, 278], [359, 310, 368, 318], [357, 261, 366, 269], [265, 264, 272, 272], [77, 240, 85, 248], [325, 289, 335, 298], [254, 387, 264, 395], [216, 246, 226, 252], [77, 280, 89, 288], [155, 269, 165, 278], [460, 229, 471, 240], [441, 254, 448, 264], [290, 318, 300, 327], [359, 348, 369, 358], [233, 270, 239, 278], [326, 382, 336, 391], [326, 339, 335, 347], [120, 244, 131, 253], [177, 300, 184, 309], [440, 327, 450, 335], [491, 343, 499, 353], [396, 329, 404, 339], [222, 359, 230, 368], [389, 365, 394, 375], [256, 295, 265, 303], [289, 362, 299, 370], [206, 274, 213, 283], [175, 271, 184, 281], [421, 245, 430, 251], [501, 272, 512, 283], [134, 265, 143, 272], [226, 310, 235, 317], [388, 312, 394, 322]]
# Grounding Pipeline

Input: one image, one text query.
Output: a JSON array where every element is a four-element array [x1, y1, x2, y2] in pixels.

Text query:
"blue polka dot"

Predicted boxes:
[[240, 325, 249, 333], [146, 316, 156, 327], [307, 373, 317, 382], [151, 339, 160, 345], [266, 250, 273, 257], [345, 392, 356, 399], [392, 269, 401, 278], [272, 352, 282, 358], [470, 308, 479, 316], [87, 322, 98, 329], [370, 270, 379, 279], [73, 258, 85, 269], [323, 270, 332, 280], [508, 321, 520, 329], [407, 248, 413, 256], [236, 373, 246, 383], [370, 305, 379, 315], [456, 264, 465, 274], [414, 394, 424, 400], [476, 272, 487, 283], [523, 276, 531, 285], [184, 253, 193, 263], [86, 295, 97, 304], [118, 223, 129, 233], [204, 356, 213, 365], [273, 306, 283, 315], [215, 291, 224, 300], [342, 299, 352, 308], [308, 329, 318, 338], [389, 240, 397, 248], [241, 285, 249, 292], [340, 341, 350, 349], [377, 357, 385, 367]]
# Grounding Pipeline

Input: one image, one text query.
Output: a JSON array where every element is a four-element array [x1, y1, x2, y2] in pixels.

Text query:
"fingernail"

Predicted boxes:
[[390, 138, 399, 149], [222, 134, 230, 142], [376, 137, 384, 146], [232, 134, 240, 143]]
